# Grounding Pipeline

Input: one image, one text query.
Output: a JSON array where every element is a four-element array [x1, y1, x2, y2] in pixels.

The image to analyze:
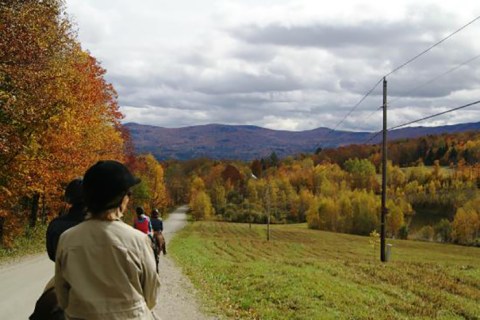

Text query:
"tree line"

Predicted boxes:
[[314, 131, 480, 168], [165, 145, 479, 246]]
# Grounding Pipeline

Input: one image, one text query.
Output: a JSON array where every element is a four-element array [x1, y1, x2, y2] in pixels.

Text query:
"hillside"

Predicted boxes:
[[125, 122, 480, 160], [170, 221, 480, 319]]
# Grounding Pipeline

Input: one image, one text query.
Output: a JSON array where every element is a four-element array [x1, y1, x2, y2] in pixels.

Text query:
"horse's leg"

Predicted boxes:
[[160, 233, 166, 255]]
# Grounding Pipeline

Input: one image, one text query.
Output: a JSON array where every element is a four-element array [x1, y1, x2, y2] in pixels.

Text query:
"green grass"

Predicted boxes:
[[170, 221, 480, 320], [0, 224, 47, 263]]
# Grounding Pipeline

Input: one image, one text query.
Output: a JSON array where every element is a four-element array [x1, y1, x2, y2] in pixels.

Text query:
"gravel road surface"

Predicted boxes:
[[0, 205, 217, 320]]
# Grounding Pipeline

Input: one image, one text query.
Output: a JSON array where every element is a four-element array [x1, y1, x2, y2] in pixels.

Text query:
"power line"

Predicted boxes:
[[362, 99, 480, 144], [362, 105, 383, 123], [388, 100, 480, 131], [384, 14, 480, 78], [316, 14, 480, 150], [324, 15, 480, 139], [389, 53, 480, 105], [316, 78, 383, 149], [312, 79, 383, 151], [363, 130, 382, 144], [331, 78, 383, 133]]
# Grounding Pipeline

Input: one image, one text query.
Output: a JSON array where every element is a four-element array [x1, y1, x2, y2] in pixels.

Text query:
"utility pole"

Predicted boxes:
[[381, 77, 388, 262], [246, 200, 251, 229], [250, 173, 269, 238], [266, 184, 271, 241]]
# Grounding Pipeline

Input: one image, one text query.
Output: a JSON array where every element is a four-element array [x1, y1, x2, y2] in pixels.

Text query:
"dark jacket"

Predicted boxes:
[[46, 204, 86, 261], [151, 218, 163, 232]]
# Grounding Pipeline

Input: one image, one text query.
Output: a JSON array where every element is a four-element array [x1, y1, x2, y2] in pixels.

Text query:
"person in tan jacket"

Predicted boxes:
[[55, 160, 160, 320]]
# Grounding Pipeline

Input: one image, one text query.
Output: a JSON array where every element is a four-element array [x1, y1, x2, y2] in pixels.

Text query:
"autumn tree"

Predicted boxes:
[[344, 158, 377, 191], [452, 201, 480, 245], [131, 154, 170, 213], [0, 0, 126, 245], [190, 191, 213, 220]]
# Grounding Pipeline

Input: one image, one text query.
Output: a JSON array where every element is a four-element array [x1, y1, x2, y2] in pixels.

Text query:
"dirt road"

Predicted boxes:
[[0, 205, 215, 320]]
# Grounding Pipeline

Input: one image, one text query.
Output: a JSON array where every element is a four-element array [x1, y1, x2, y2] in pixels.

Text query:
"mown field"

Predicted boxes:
[[170, 222, 480, 320]]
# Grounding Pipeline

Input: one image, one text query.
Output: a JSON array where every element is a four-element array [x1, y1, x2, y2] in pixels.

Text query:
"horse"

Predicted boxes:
[[29, 286, 64, 320], [151, 231, 166, 272]]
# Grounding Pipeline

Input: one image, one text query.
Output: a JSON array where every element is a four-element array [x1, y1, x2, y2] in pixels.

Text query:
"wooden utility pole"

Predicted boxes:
[[266, 184, 271, 241], [381, 77, 388, 262]]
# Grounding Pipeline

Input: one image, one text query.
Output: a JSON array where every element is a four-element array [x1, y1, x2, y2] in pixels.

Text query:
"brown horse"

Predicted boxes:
[[152, 231, 166, 272], [29, 287, 64, 320]]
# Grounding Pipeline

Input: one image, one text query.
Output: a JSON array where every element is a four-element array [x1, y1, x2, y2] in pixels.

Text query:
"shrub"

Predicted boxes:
[[434, 219, 452, 242], [398, 225, 409, 239], [417, 225, 434, 241]]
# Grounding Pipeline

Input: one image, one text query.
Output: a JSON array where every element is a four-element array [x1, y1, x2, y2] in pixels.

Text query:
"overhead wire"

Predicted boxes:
[[383, 15, 480, 78], [388, 100, 480, 131], [316, 14, 480, 150], [313, 78, 383, 151], [328, 78, 383, 133], [363, 130, 383, 145], [359, 16, 480, 144], [361, 99, 480, 145], [360, 53, 480, 144], [389, 53, 480, 105]]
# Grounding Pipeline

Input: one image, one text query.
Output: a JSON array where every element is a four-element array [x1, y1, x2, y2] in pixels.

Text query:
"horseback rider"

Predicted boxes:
[[54, 160, 160, 319], [46, 178, 86, 262], [31, 178, 86, 319], [151, 209, 167, 255], [133, 206, 153, 237]]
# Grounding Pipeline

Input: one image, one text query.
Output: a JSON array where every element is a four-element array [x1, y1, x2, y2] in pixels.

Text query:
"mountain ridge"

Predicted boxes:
[[125, 122, 480, 160]]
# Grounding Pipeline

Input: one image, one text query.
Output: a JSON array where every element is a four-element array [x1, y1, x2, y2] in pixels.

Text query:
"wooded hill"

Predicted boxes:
[[126, 122, 480, 160]]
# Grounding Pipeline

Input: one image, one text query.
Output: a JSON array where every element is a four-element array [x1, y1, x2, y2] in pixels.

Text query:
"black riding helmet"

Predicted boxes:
[[65, 178, 83, 205], [83, 160, 140, 214], [151, 208, 159, 218], [136, 207, 144, 216]]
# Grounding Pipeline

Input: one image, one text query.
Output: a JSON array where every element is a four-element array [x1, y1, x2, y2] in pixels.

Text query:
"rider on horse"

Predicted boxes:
[[46, 178, 86, 262], [53, 160, 160, 319], [151, 209, 166, 255], [134, 206, 162, 272], [133, 206, 153, 236]]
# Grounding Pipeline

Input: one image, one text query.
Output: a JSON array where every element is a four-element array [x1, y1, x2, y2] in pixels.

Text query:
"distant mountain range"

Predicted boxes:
[[125, 122, 480, 161]]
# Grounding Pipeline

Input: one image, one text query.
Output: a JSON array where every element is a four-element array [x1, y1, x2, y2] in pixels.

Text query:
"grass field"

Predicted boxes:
[[170, 221, 480, 320]]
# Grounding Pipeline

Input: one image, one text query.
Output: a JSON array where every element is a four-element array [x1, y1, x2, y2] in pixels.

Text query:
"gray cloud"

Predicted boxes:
[[231, 22, 429, 49], [67, 0, 480, 132]]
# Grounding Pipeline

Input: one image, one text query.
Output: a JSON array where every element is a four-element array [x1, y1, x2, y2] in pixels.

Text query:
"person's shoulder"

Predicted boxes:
[[56, 220, 85, 246], [115, 222, 151, 247], [48, 215, 78, 233], [48, 214, 68, 226]]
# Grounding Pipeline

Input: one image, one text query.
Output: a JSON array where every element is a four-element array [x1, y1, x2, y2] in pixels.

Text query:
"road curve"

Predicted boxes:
[[0, 205, 212, 320]]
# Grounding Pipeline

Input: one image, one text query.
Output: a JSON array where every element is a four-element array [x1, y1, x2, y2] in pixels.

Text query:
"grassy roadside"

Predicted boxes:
[[169, 221, 480, 320], [0, 224, 47, 264]]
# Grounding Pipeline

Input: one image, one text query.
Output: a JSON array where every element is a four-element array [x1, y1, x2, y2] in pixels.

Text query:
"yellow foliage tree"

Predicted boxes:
[[135, 154, 170, 213], [452, 207, 479, 245], [190, 191, 213, 220]]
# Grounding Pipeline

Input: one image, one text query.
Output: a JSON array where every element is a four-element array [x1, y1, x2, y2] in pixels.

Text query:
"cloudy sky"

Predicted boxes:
[[65, 0, 480, 132]]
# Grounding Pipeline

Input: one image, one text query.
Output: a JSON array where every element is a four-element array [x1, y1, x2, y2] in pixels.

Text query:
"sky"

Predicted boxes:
[[65, 0, 480, 132]]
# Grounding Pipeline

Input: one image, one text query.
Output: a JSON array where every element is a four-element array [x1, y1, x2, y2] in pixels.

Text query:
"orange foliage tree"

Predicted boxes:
[[0, 0, 126, 246]]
